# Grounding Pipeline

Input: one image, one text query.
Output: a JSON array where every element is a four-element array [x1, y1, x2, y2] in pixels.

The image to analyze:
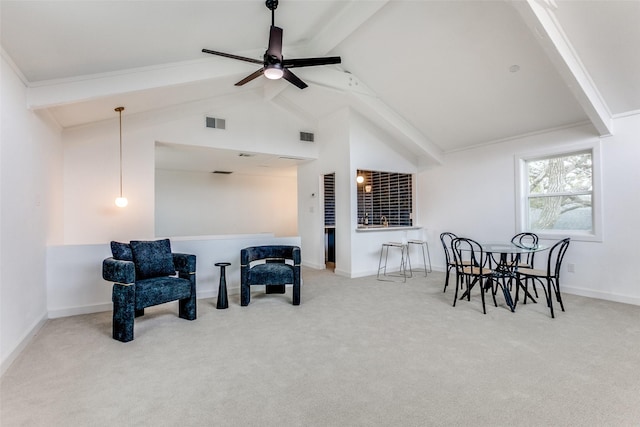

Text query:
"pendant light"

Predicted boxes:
[[114, 106, 128, 208]]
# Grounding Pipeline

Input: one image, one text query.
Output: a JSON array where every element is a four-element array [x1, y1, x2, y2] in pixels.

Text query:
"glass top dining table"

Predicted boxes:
[[481, 242, 548, 255], [460, 242, 549, 312]]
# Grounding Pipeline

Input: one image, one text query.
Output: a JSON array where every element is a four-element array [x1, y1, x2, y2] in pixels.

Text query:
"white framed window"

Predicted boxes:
[[515, 141, 602, 242]]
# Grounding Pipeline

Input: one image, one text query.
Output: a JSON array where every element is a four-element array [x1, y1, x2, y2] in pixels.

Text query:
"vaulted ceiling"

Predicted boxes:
[[2, 0, 639, 168]]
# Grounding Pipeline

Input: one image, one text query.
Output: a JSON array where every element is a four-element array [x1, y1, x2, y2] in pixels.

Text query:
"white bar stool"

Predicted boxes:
[[407, 239, 432, 276], [377, 241, 411, 282]]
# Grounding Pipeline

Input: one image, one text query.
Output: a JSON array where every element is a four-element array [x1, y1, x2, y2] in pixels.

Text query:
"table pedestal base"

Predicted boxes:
[[215, 262, 231, 309]]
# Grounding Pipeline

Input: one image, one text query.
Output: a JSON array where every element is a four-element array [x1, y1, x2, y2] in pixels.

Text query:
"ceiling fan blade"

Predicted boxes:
[[267, 26, 283, 60], [202, 49, 263, 65], [283, 56, 341, 69], [235, 68, 265, 86], [282, 68, 308, 89]]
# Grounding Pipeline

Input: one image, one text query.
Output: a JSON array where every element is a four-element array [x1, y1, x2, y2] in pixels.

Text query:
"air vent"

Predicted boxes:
[[206, 117, 226, 129], [299, 131, 314, 142], [212, 170, 233, 174]]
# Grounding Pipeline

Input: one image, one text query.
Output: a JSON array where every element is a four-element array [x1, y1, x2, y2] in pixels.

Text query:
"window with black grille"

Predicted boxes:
[[324, 173, 335, 226], [356, 170, 413, 227]]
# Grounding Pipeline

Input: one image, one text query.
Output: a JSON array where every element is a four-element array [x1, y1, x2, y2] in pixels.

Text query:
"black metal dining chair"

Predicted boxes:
[[440, 232, 473, 292], [440, 232, 457, 292], [510, 232, 539, 268], [515, 237, 571, 318], [510, 232, 540, 297], [451, 237, 498, 314]]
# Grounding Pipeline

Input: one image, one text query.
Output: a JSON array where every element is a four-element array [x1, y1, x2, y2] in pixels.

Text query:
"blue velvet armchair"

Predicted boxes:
[[241, 245, 301, 306], [102, 239, 197, 342]]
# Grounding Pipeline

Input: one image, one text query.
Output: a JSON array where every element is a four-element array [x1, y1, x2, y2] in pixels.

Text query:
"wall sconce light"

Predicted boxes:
[[356, 175, 364, 184], [365, 185, 372, 193], [114, 106, 128, 208]]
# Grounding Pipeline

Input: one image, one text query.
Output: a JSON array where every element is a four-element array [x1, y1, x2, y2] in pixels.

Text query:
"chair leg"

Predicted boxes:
[[403, 245, 412, 279], [179, 294, 197, 320], [112, 283, 135, 343], [452, 273, 462, 307], [377, 245, 387, 280], [547, 278, 555, 318], [444, 265, 452, 292], [241, 283, 250, 306], [479, 277, 487, 314], [425, 242, 432, 273], [490, 278, 499, 307], [292, 283, 301, 306], [553, 279, 565, 312]]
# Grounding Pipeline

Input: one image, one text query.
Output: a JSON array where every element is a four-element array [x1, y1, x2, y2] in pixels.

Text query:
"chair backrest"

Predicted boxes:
[[511, 232, 539, 265], [545, 238, 571, 278], [452, 237, 486, 275], [440, 232, 457, 265], [241, 245, 301, 266], [511, 232, 539, 248]]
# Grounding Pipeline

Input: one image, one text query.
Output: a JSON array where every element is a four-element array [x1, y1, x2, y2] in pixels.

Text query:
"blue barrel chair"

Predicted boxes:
[[240, 245, 301, 306], [102, 239, 197, 342]]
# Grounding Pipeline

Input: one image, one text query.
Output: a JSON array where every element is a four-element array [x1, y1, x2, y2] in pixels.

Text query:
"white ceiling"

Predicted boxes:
[[2, 0, 639, 171], [155, 142, 305, 177]]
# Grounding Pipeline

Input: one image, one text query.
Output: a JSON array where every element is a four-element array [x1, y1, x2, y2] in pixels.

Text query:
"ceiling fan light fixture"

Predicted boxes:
[[201, 0, 340, 89], [264, 64, 284, 80]]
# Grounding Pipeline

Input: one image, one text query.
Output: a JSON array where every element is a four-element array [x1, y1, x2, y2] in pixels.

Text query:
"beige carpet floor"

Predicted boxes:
[[2, 267, 640, 426]]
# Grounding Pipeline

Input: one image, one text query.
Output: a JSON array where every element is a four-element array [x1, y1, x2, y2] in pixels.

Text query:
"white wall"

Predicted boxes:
[[348, 112, 420, 277], [297, 108, 351, 271], [1, 56, 63, 373], [297, 109, 421, 277], [155, 169, 297, 237], [418, 118, 640, 305], [63, 97, 317, 245]]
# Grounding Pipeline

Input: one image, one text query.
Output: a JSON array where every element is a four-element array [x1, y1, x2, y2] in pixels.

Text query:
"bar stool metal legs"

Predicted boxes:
[[377, 242, 411, 282], [407, 239, 432, 276]]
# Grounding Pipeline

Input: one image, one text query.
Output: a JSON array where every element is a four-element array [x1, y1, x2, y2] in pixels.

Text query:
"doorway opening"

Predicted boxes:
[[323, 173, 335, 271]]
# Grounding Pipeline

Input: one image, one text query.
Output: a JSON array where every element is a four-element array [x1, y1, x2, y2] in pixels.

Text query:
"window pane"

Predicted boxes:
[[528, 195, 592, 231], [528, 153, 592, 194], [356, 169, 412, 227]]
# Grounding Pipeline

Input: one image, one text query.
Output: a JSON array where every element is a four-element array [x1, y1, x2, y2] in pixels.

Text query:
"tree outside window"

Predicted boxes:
[[527, 151, 593, 231]]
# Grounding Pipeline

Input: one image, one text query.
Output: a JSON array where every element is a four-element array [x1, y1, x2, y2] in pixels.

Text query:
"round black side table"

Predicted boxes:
[[215, 262, 231, 309]]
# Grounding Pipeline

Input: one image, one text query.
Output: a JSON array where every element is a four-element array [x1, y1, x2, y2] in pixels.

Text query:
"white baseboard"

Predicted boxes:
[[302, 261, 326, 270], [334, 268, 353, 278], [48, 303, 112, 319], [1, 313, 48, 377], [562, 286, 640, 306], [197, 290, 217, 300]]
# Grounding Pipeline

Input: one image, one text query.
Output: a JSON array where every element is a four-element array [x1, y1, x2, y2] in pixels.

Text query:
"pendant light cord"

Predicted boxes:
[[115, 106, 124, 198]]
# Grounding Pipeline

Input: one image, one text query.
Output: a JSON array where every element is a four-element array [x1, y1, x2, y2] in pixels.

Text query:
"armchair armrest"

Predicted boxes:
[[292, 246, 301, 266], [173, 253, 196, 275], [103, 258, 135, 284]]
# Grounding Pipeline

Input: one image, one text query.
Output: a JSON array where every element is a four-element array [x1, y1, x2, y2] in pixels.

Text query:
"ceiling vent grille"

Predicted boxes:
[[206, 117, 226, 129], [212, 170, 233, 174], [299, 131, 314, 142]]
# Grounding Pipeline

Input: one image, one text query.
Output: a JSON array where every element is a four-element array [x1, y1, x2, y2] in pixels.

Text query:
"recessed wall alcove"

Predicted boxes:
[[154, 142, 305, 238]]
